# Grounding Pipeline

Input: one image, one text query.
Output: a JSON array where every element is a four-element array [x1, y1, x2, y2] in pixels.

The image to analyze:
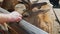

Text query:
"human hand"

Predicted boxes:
[[7, 11, 22, 22]]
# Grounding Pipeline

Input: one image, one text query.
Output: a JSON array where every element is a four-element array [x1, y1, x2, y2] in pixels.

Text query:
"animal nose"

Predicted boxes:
[[23, 12, 30, 18]]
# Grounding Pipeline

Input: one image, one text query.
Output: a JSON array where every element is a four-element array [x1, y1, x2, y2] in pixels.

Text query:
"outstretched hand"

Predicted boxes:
[[7, 11, 22, 22]]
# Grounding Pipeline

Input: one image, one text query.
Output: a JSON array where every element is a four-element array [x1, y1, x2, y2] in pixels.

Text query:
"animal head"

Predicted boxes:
[[15, 0, 50, 17]]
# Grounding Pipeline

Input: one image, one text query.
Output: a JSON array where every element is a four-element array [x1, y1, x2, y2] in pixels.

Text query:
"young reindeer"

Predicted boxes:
[[15, 0, 53, 34]]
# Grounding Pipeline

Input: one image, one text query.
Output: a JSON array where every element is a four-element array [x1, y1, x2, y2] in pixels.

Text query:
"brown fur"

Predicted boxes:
[[24, 5, 52, 33], [1, 0, 19, 11], [15, 3, 53, 34]]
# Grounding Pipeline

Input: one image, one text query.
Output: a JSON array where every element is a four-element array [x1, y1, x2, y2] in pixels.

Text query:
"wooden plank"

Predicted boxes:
[[54, 8, 60, 21], [53, 8, 60, 34]]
